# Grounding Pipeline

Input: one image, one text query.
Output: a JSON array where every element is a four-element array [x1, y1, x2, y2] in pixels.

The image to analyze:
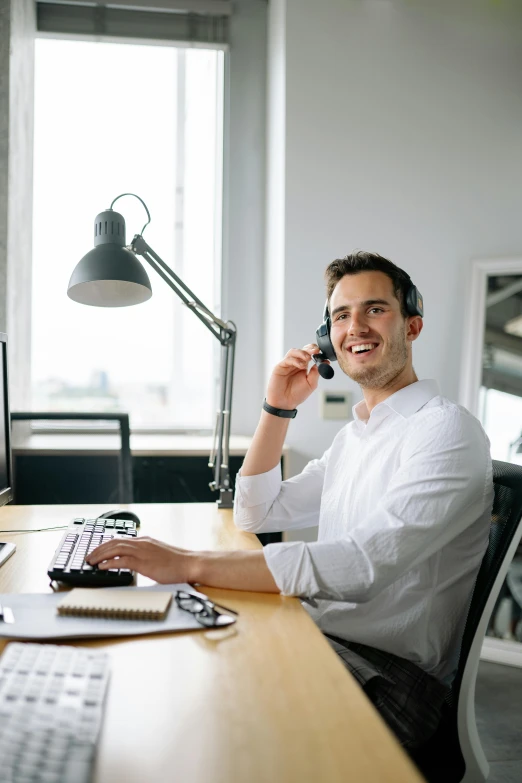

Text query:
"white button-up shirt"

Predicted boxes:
[[234, 380, 493, 682]]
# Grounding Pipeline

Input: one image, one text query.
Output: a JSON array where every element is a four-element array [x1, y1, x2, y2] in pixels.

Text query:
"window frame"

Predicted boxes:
[[460, 256, 522, 668], [459, 256, 522, 417]]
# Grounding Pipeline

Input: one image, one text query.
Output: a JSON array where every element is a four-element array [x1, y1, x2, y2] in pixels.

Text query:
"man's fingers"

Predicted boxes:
[[97, 555, 134, 570], [87, 541, 136, 564], [279, 357, 308, 372], [307, 362, 320, 387], [281, 348, 319, 368], [87, 536, 158, 560]]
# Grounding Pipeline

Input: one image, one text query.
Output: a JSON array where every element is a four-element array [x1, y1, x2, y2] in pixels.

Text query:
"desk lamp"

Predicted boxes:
[[68, 193, 236, 508]]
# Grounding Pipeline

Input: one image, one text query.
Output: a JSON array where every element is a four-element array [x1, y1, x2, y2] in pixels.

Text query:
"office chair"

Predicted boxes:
[[11, 412, 133, 503], [410, 459, 522, 783]]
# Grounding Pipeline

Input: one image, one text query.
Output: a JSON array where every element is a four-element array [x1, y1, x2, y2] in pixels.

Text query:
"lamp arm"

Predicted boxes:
[[130, 234, 236, 508], [131, 235, 233, 344]]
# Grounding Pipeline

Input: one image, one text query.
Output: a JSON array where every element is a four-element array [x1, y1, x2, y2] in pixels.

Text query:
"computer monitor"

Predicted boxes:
[[0, 333, 13, 506]]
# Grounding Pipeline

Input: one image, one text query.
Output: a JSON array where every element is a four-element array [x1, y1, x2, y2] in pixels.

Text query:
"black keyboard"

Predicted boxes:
[[48, 517, 138, 587]]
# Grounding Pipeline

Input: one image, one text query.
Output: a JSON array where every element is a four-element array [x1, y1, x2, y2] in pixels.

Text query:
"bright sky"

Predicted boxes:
[[32, 39, 222, 425]]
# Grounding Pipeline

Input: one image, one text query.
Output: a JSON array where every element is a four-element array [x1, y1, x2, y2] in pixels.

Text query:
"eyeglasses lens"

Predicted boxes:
[[177, 593, 218, 626], [178, 596, 205, 612]]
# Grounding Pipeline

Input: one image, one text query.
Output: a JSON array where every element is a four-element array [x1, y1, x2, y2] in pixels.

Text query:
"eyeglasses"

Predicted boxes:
[[175, 590, 238, 628]]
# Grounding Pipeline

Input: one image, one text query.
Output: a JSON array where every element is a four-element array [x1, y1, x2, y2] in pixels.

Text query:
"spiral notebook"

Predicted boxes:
[[57, 588, 173, 621]]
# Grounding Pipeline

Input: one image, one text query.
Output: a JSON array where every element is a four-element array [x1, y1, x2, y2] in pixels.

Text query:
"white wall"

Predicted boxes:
[[224, 0, 268, 436], [261, 0, 522, 474]]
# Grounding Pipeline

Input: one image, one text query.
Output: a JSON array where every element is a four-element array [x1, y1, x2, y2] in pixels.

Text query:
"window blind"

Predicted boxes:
[[37, 1, 232, 46]]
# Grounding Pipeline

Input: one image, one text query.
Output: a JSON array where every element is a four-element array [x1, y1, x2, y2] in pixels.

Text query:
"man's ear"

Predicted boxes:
[[406, 316, 423, 343]]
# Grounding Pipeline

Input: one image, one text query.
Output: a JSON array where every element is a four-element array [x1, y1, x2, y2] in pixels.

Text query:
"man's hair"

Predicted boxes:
[[324, 251, 412, 318]]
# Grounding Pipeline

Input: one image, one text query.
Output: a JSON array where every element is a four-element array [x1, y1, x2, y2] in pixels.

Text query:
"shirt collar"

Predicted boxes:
[[353, 379, 440, 423]]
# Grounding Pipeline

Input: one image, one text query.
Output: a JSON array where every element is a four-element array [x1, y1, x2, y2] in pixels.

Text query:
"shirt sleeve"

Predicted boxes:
[[262, 408, 493, 601], [233, 449, 330, 534]]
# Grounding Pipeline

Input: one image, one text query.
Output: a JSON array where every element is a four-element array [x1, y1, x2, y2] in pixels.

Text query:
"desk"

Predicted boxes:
[[0, 504, 424, 783], [10, 433, 289, 505]]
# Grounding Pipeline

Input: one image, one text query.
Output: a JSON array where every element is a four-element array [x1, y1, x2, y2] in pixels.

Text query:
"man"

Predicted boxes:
[[88, 251, 493, 749]]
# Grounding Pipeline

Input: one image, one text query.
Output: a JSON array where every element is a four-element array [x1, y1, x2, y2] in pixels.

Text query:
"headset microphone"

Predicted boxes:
[[313, 355, 334, 379]]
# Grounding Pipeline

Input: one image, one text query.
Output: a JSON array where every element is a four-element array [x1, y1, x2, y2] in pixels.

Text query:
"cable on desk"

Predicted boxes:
[[0, 526, 69, 533]]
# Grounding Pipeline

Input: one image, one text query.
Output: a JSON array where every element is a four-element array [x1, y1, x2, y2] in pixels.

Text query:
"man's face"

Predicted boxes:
[[329, 271, 420, 389]]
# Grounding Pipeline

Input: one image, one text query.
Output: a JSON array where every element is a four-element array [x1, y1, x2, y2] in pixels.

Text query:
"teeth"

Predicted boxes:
[[351, 343, 376, 353]]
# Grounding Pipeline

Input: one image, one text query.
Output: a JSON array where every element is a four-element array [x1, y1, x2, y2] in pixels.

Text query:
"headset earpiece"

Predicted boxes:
[[404, 283, 424, 317], [315, 301, 336, 362]]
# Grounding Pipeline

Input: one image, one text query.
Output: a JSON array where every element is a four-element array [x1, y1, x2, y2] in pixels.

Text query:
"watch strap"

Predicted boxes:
[[262, 399, 298, 419]]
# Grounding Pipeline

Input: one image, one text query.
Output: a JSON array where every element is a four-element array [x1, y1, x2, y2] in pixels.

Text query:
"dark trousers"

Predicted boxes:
[[324, 634, 450, 750]]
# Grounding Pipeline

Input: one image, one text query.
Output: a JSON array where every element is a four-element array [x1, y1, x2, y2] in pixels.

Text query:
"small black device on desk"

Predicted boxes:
[[47, 511, 140, 587]]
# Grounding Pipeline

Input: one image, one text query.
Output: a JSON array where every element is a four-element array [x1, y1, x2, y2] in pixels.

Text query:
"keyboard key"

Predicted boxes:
[[48, 517, 137, 586]]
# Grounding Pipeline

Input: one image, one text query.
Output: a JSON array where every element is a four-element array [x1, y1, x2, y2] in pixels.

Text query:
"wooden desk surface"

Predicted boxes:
[[0, 504, 424, 783]]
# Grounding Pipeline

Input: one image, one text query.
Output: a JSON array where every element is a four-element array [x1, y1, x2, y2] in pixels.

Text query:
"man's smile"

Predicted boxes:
[[345, 341, 380, 359]]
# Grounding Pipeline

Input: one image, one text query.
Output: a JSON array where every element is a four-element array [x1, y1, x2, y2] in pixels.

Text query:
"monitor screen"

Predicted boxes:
[[0, 334, 13, 506]]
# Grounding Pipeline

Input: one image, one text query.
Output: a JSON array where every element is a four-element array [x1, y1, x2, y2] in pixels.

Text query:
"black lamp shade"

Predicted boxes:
[[67, 209, 152, 307]]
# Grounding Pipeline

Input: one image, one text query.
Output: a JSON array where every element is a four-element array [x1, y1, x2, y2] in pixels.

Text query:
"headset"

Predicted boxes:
[[314, 276, 424, 379]]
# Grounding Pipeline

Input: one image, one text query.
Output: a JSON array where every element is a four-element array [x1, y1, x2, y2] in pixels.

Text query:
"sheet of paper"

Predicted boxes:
[[0, 583, 234, 640]]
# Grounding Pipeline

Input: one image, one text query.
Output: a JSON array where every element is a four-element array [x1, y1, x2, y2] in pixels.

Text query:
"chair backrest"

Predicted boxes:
[[453, 460, 522, 704], [409, 460, 522, 783], [11, 412, 133, 504], [441, 460, 522, 781]]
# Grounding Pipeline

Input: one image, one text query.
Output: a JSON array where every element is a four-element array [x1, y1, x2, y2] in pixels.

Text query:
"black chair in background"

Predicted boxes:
[[411, 460, 522, 783], [11, 413, 133, 504]]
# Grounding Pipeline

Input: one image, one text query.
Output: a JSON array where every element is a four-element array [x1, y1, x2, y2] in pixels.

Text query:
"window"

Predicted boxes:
[[32, 38, 224, 429]]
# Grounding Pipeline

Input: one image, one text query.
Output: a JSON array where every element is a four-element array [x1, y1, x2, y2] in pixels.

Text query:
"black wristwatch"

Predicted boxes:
[[262, 399, 298, 419]]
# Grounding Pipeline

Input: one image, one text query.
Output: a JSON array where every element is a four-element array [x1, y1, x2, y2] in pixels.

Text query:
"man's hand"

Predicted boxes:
[[265, 343, 322, 410], [240, 343, 324, 477], [86, 538, 280, 593], [86, 537, 197, 584]]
